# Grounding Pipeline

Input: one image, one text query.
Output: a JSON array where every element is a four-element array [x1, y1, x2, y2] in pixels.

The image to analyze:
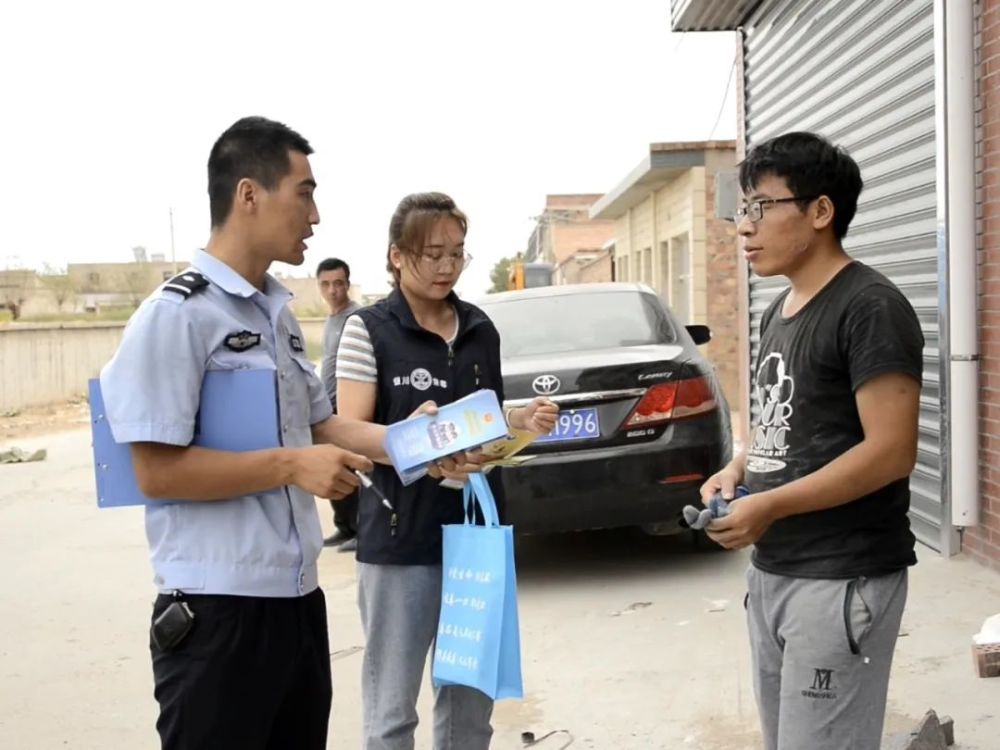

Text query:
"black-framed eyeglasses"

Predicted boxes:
[[732, 195, 819, 224]]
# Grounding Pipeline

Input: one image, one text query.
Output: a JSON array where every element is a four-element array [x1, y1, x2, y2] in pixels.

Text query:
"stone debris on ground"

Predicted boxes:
[[883, 710, 954, 750], [610, 601, 652, 617], [0, 447, 47, 463]]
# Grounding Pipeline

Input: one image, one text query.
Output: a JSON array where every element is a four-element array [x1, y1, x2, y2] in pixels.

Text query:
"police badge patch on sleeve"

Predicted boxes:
[[224, 330, 262, 352]]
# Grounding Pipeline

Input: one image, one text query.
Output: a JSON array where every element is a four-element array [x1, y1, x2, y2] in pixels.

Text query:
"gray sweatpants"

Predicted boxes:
[[357, 562, 494, 750], [747, 566, 908, 750]]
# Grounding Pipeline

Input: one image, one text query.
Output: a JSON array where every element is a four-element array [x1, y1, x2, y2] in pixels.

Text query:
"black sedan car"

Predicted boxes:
[[476, 282, 733, 536]]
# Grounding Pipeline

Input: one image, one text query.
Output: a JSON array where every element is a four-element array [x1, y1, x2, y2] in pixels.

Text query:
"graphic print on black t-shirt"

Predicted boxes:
[[747, 352, 796, 474], [745, 262, 924, 579]]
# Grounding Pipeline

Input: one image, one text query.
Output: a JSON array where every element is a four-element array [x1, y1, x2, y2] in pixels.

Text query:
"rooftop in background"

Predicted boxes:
[[524, 194, 617, 265], [670, 0, 757, 31], [590, 140, 736, 220]]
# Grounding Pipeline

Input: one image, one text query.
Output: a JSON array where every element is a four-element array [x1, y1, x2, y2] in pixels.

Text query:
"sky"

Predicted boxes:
[[0, 0, 737, 297]]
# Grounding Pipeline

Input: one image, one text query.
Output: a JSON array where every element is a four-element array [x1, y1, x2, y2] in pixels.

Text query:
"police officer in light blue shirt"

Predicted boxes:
[[100, 116, 394, 750]]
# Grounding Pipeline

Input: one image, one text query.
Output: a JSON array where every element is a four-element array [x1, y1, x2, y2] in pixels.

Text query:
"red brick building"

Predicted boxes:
[[524, 194, 617, 282], [673, 0, 1000, 569], [971, 0, 1000, 570]]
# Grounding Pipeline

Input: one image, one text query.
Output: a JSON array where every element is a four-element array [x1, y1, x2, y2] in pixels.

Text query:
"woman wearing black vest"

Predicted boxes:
[[336, 192, 557, 750]]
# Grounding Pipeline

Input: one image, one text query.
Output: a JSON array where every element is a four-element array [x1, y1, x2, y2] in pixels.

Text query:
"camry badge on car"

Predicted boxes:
[[532, 374, 561, 395]]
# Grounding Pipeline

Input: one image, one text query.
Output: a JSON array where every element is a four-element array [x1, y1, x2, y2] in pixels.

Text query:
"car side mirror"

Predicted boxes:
[[686, 324, 711, 346]]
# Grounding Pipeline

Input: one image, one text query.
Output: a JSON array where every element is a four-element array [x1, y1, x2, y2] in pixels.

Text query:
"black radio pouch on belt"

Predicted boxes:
[[151, 596, 195, 651]]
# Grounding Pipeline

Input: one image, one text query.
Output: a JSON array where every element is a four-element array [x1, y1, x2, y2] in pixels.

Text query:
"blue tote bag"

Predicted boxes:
[[432, 472, 523, 700]]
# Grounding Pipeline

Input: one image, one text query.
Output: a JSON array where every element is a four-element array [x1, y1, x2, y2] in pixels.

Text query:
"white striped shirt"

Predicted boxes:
[[335, 315, 379, 384], [335, 310, 460, 385]]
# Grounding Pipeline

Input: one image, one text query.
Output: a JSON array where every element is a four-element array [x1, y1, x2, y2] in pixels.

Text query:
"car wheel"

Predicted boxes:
[[639, 521, 685, 537]]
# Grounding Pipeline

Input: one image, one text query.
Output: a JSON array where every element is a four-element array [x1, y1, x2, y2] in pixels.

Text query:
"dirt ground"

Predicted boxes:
[[2, 416, 999, 749], [0, 398, 91, 442]]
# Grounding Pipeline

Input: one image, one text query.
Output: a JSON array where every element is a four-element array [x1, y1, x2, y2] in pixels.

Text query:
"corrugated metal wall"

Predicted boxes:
[[741, 0, 945, 550]]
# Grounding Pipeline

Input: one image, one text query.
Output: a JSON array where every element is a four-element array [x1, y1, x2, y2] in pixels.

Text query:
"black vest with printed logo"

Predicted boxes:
[[355, 289, 506, 565]]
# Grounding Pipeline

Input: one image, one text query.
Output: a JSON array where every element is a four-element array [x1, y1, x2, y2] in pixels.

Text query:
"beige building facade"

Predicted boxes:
[[1, 262, 367, 320], [591, 141, 739, 408], [277, 275, 364, 318], [68, 261, 179, 310]]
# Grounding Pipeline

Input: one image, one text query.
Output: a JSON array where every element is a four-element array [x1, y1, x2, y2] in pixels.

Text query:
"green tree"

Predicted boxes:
[[489, 256, 514, 294]]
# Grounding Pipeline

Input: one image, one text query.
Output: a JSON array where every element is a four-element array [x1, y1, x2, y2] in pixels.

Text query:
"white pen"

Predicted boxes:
[[354, 469, 394, 511]]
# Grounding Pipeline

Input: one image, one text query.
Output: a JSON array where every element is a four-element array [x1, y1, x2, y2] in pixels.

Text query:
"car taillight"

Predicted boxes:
[[673, 376, 717, 418], [621, 377, 716, 428]]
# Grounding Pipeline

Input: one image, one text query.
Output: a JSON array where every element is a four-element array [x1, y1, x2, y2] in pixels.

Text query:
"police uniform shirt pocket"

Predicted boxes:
[[291, 355, 317, 375], [280, 355, 322, 431], [207, 346, 274, 372]]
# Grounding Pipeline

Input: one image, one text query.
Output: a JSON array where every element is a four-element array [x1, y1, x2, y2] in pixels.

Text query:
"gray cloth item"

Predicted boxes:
[[357, 562, 494, 750], [683, 495, 730, 530], [320, 301, 361, 405], [682, 486, 748, 530], [746, 565, 908, 750]]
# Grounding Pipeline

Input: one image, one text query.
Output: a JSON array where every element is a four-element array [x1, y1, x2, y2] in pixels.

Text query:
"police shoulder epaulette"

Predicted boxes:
[[162, 270, 209, 300]]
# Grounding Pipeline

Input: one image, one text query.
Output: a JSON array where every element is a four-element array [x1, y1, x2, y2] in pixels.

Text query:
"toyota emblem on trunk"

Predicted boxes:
[[532, 374, 561, 395]]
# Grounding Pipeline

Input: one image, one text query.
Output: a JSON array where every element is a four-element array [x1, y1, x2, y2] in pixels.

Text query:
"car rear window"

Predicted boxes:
[[480, 291, 678, 356]]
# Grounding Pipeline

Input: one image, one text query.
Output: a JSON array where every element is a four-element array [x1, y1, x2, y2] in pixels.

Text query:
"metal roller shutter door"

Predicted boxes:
[[741, 0, 945, 550]]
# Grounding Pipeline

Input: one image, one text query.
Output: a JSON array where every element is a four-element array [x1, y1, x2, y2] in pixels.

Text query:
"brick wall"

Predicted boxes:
[[534, 195, 616, 265], [973, 0, 1000, 570], [577, 251, 614, 284], [545, 194, 605, 210], [551, 221, 617, 265], [555, 250, 614, 285], [704, 170, 740, 413]]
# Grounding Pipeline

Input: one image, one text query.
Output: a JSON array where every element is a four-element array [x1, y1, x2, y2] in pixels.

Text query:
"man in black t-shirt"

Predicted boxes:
[[700, 132, 924, 750]]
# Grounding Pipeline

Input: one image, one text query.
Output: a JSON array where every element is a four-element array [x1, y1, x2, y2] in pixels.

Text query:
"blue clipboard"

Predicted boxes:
[[89, 369, 281, 508]]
